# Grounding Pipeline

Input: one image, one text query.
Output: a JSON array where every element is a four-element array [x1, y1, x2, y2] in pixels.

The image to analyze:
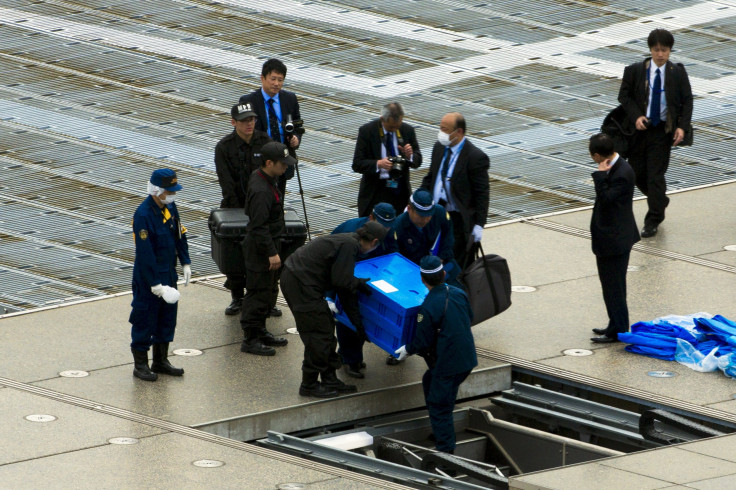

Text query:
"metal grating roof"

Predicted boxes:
[[1, 0, 735, 312]]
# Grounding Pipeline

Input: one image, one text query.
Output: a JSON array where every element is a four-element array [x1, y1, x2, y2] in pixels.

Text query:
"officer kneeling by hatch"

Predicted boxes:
[[395, 255, 477, 453], [129, 169, 191, 382], [281, 221, 387, 398]]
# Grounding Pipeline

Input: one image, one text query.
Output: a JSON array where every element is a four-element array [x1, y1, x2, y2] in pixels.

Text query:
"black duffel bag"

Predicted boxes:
[[458, 243, 512, 326]]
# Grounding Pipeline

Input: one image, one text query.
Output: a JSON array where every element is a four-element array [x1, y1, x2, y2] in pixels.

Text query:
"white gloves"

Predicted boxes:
[[472, 224, 484, 243], [182, 264, 191, 286], [327, 299, 338, 315], [394, 345, 408, 361], [151, 284, 180, 304]]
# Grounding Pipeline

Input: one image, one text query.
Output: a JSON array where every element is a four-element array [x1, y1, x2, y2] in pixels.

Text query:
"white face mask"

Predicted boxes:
[[437, 129, 452, 146], [161, 194, 176, 205]]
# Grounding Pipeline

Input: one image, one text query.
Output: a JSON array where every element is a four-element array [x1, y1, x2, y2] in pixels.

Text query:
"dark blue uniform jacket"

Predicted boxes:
[[394, 205, 454, 265], [332, 216, 398, 260]]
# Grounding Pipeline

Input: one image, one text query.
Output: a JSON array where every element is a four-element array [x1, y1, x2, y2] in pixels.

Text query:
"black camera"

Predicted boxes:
[[387, 155, 407, 178], [284, 114, 305, 136]]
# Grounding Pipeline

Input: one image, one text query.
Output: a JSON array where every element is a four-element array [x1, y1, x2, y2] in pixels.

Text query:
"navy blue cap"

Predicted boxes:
[[409, 189, 434, 217], [150, 168, 182, 191], [372, 202, 396, 227], [420, 255, 443, 274]]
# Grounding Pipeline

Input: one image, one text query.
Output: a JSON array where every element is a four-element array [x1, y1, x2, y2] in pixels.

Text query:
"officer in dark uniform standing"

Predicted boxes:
[[395, 256, 477, 454], [281, 222, 387, 398], [241, 141, 294, 356], [214, 103, 275, 317], [329, 202, 397, 378], [129, 169, 191, 382]]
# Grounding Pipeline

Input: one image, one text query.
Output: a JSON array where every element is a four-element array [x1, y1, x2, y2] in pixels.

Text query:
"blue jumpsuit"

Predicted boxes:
[[407, 283, 477, 453], [129, 195, 191, 352], [330, 217, 398, 365], [393, 205, 462, 284]]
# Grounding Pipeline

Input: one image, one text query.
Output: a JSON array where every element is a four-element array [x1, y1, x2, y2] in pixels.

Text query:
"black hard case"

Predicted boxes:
[[208, 207, 306, 275]]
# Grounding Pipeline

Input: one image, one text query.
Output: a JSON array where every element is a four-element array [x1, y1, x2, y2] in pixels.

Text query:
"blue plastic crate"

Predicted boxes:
[[335, 253, 428, 356]]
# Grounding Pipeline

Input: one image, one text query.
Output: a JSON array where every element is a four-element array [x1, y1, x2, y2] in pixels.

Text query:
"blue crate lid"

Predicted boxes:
[[355, 253, 428, 308]]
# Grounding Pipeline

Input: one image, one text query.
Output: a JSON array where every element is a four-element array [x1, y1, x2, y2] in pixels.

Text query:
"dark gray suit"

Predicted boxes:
[[591, 156, 640, 337]]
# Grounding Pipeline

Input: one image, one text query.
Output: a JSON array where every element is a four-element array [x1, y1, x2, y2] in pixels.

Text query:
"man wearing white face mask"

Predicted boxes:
[[129, 169, 191, 382], [421, 113, 490, 269]]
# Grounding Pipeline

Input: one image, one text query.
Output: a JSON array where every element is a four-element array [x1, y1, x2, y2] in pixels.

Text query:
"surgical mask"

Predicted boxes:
[[161, 194, 176, 205], [437, 129, 452, 146]]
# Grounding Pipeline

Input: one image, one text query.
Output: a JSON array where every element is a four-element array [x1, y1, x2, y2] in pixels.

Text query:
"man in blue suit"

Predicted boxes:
[[395, 256, 477, 454], [588, 134, 640, 343], [239, 58, 299, 195], [129, 169, 191, 381]]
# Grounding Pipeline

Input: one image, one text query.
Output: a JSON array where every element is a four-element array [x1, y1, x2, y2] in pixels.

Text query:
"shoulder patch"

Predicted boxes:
[[417, 313, 424, 323], [446, 211, 450, 220], [393, 231, 397, 240], [139, 229, 148, 240]]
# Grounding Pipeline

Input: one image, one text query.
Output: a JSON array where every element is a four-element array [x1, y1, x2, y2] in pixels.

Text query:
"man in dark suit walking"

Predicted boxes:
[[239, 58, 298, 195], [618, 28, 693, 238], [352, 102, 422, 217], [588, 134, 641, 344], [420, 112, 489, 268]]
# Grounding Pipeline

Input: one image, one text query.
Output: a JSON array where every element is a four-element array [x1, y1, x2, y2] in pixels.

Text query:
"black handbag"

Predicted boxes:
[[459, 243, 512, 326], [601, 105, 636, 158]]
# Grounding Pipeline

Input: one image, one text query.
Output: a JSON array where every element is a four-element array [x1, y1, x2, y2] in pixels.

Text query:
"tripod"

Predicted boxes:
[[292, 157, 311, 241]]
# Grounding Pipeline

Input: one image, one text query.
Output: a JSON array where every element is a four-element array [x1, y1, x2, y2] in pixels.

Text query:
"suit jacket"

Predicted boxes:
[[239, 89, 303, 148], [590, 157, 640, 257], [618, 58, 693, 135], [420, 138, 490, 234], [352, 119, 422, 216]]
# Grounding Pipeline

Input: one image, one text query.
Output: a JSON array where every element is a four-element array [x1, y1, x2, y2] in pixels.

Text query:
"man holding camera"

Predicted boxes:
[[239, 58, 299, 195], [353, 102, 422, 217]]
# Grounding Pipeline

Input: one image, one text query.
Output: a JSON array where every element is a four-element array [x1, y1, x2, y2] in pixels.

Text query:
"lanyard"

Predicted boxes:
[[256, 169, 281, 203]]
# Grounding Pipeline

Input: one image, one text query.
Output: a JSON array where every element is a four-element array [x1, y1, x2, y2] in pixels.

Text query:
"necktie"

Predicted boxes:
[[650, 68, 661, 127], [385, 132, 396, 157], [266, 98, 283, 143], [440, 146, 451, 200]]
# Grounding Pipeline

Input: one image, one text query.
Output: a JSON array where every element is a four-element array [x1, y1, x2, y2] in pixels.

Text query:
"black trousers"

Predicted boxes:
[[224, 274, 245, 300], [629, 123, 671, 227], [596, 251, 631, 338], [336, 320, 365, 366], [360, 182, 407, 219], [240, 268, 279, 340], [449, 211, 469, 269]]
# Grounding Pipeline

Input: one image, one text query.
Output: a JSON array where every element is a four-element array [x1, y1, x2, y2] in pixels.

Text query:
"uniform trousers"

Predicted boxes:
[[129, 295, 178, 352], [335, 321, 365, 366], [629, 123, 671, 227], [422, 368, 471, 453], [241, 268, 279, 340], [596, 251, 631, 338]]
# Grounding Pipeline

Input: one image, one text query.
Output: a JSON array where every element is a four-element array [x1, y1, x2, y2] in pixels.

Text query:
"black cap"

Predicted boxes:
[[231, 103, 257, 121], [261, 141, 296, 166]]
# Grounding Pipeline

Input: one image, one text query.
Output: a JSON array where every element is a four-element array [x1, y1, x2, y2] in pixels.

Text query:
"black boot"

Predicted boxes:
[[299, 372, 338, 398], [241, 339, 276, 356], [321, 369, 357, 393], [131, 348, 157, 382], [151, 343, 184, 376], [225, 297, 243, 315], [259, 328, 288, 347]]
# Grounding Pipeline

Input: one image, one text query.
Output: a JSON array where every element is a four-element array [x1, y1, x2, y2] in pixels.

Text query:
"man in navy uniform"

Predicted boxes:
[[214, 103, 273, 317], [588, 133, 640, 343], [239, 58, 299, 196], [330, 202, 397, 378], [281, 222, 387, 398], [395, 256, 477, 454], [352, 102, 423, 217], [241, 141, 295, 356], [129, 169, 191, 382]]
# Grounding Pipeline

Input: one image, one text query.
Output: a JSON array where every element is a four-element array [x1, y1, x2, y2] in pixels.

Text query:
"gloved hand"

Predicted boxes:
[[472, 224, 484, 243], [395, 345, 408, 361], [151, 284, 165, 297], [182, 264, 191, 286], [161, 285, 180, 304], [326, 299, 338, 315], [356, 277, 372, 296]]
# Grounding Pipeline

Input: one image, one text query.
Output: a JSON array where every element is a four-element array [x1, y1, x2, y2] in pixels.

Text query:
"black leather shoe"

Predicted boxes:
[[592, 328, 608, 335], [641, 225, 658, 238], [344, 363, 365, 379], [322, 379, 358, 393], [591, 336, 618, 343], [269, 306, 283, 317], [386, 355, 402, 366], [225, 298, 243, 315], [260, 332, 288, 347], [241, 340, 276, 356], [299, 382, 339, 398]]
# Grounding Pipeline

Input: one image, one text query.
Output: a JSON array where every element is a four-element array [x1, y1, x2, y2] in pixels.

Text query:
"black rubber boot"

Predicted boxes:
[[151, 343, 184, 376], [299, 372, 338, 398], [132, 348, 157, 382], [321, 369, 358, 393]]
